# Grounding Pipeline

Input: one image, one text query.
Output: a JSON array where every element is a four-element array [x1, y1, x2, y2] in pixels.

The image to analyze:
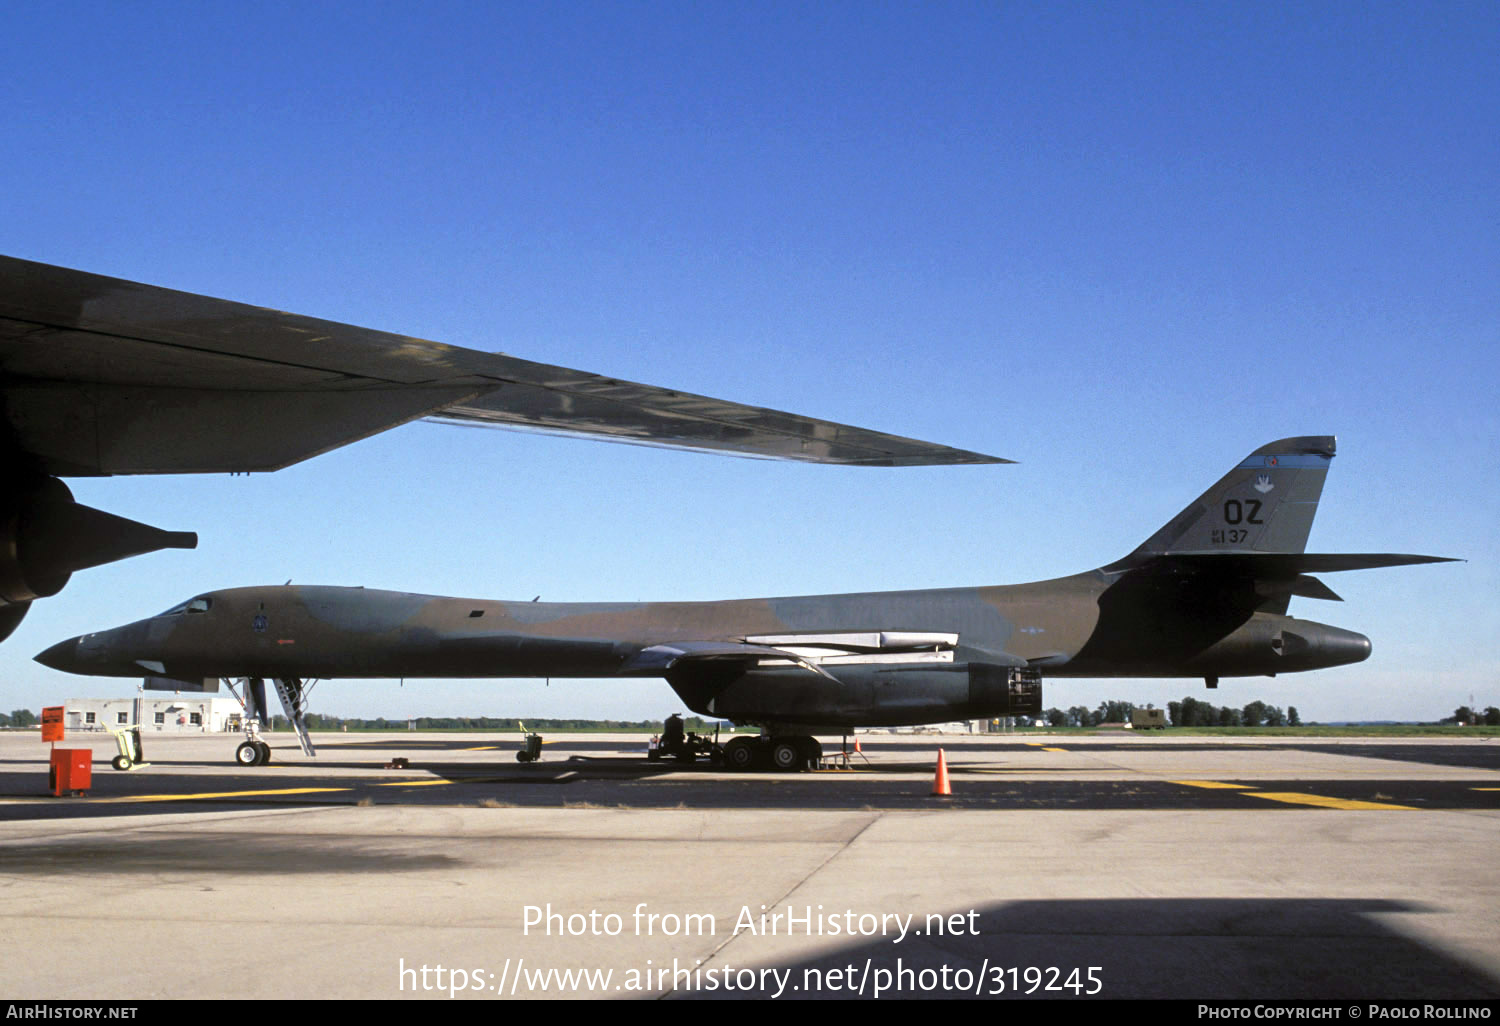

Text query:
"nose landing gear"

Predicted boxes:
[[223, 676, 318, 767], [235, 739, 272, 767]]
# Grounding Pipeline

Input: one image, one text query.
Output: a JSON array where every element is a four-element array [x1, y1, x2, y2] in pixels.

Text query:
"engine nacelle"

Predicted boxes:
[[667, 660, 1043, 729], [1183, 613, 1372, 675], [0, 476, 197, 608], [0, 478, 76, 603]]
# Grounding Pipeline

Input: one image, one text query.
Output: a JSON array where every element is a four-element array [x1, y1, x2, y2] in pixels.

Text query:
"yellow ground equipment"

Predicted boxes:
[[109, 725, 151, 770]]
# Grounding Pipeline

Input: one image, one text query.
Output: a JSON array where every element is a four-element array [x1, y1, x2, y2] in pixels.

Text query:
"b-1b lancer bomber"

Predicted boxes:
[[37, 437, 1454, 771]]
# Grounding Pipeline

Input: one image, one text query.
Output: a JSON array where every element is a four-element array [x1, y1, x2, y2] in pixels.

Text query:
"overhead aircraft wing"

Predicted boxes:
[[0, 255, 1007, 475]]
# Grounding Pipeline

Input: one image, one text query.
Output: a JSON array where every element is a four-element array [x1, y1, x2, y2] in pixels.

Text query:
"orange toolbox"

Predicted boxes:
[[49, 748, 92, 796]]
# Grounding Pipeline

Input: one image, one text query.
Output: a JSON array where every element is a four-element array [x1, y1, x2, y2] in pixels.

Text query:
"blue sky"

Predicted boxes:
[[2, 2, 1495, 722]]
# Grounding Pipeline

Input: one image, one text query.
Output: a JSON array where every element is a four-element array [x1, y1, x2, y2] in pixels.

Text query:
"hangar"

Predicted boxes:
[[62, 695, 241, 734]]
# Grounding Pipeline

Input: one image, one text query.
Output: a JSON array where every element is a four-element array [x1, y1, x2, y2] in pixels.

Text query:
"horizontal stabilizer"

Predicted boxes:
[[1142, 552, 1461, 575], [1115, 551, 1458, 614]]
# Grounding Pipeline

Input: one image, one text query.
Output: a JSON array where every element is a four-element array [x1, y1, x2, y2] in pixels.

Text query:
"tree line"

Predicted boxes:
[[1036, 698, 1302, 728], [1441, 706, 1500, 726]]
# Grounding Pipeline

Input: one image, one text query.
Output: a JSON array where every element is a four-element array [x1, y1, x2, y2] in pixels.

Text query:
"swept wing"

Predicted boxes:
[[0, 255, 1007, 474], [0, 255, 1002, 641]]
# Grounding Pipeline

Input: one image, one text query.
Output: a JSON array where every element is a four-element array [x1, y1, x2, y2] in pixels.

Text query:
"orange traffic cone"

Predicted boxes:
[[931, 748, 952, 796]]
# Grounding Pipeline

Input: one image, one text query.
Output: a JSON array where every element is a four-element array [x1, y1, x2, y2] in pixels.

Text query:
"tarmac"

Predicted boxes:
[[1, 729, 1497, 1000]]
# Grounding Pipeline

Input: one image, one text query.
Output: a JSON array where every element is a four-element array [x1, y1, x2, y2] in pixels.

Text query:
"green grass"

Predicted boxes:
[[1026, 724, 1500, 737]]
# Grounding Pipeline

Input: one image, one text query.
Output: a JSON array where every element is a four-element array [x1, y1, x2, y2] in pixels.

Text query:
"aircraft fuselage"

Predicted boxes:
[[37, 578, 1371, 730]]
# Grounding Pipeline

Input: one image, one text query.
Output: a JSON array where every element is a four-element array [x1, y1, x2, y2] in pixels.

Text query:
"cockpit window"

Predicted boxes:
[[159, 597, 213, 616]]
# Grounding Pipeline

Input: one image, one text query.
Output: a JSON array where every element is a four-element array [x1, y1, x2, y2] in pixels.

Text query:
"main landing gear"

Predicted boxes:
[[721, 734, 822, 773]]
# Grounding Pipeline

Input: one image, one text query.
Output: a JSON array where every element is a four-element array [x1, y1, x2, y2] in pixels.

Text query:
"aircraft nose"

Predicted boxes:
[[35, 636, 84, 673]]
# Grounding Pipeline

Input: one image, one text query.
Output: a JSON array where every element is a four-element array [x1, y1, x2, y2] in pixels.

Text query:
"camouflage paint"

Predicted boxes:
[[38, 438, 1453, 732]]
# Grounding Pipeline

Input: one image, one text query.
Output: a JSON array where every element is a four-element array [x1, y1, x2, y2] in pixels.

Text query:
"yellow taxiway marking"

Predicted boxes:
[[92, 787, 352, 803], [1041, 747, 1068, 752], [1246, 791, 1416, 811], [1172, 779, 1414, 808], [1471, 788, 1500, 792], [376, 779, 455, 787], [1171, 780, 1253, 789]]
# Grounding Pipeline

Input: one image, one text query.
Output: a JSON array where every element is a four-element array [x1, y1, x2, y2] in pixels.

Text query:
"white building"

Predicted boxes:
[[63, 696, 243, 734]]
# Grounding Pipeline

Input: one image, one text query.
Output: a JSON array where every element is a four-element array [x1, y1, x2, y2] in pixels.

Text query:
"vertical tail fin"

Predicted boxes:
[[1115, 436, 1336, 566]]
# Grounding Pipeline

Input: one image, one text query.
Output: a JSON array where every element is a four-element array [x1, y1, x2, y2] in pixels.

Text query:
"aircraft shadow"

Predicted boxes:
[[688, 897, 1500, 1000], [0, 834, 460, 875]]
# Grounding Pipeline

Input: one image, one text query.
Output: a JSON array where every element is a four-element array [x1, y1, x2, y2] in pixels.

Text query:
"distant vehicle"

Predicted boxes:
[[648, 731, 719, 764], [1131, 709, 1167, 730], [38, 437, 1454, 771]]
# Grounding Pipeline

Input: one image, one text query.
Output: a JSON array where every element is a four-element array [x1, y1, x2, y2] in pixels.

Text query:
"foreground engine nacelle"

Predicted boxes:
[[0, 477, 196, 640], [667, 660, 1043, 729]]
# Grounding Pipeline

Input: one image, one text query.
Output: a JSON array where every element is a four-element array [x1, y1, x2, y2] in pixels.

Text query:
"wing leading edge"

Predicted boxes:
[[0, 255, 1007, 474]]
